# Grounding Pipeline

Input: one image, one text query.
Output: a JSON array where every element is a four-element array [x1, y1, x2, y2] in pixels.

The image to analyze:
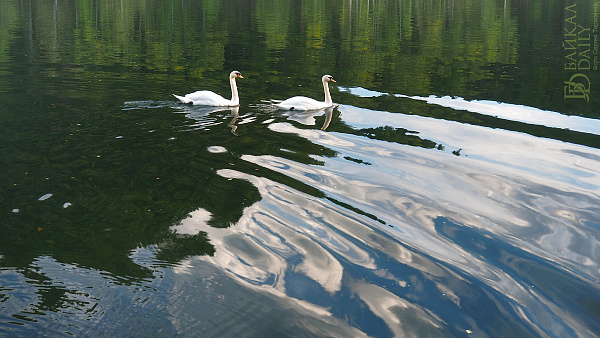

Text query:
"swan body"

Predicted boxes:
[[275, 75, 336, 111], [173, 71, 243, 106]]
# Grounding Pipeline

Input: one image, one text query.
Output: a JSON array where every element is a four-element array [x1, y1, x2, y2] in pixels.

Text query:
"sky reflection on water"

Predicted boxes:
[[340, 86, 600, 137], [159, 100, 600, 337]]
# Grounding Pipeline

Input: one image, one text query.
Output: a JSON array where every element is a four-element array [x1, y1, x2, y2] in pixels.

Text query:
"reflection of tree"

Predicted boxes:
[[356, 126, 437, 149], [333, 0, 520, 98], [0, 1, 18, 65], [3, 0, 586, 113], [2, 0, 227, 79]]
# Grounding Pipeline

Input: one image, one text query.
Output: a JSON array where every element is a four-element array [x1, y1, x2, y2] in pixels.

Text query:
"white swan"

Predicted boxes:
[[173, 71, 243, 106], [275, 75, 336, 110]]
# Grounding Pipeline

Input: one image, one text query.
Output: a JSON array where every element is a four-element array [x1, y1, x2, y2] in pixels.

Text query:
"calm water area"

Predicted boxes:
[[1, 0, 600, 337]]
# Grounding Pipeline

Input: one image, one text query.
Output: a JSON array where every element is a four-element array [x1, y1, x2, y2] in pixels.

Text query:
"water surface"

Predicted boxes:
[[1, 1, 600, 337]]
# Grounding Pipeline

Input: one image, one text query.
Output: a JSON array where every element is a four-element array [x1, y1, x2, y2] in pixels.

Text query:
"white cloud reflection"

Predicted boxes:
[[165, 100, 600, 336], [339, 86, 600, 136], [170, 208, 213, 235]]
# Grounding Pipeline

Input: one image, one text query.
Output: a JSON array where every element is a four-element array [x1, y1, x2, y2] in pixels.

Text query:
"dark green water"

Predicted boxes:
[[1, 0, 600, 337]]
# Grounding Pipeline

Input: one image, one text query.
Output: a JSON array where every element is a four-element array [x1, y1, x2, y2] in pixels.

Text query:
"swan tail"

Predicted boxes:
[[173, 94, 193, 104]]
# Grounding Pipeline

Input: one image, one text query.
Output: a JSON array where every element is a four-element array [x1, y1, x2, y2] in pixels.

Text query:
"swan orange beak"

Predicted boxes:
[[330, 78, 336, 82], [238, 74, 244, 78]]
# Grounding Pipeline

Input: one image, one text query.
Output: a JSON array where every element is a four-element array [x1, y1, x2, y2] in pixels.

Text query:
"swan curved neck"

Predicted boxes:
[[230, 76, 239, 105], [323, 80, 332, 106]]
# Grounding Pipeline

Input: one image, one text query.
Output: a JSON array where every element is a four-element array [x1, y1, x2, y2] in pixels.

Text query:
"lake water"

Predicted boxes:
[[1, 0, 600, 337]]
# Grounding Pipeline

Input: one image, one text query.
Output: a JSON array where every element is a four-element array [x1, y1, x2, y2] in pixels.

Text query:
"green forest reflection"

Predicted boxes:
[[1, 0, 599, 287], [3, 0, 597, 113]]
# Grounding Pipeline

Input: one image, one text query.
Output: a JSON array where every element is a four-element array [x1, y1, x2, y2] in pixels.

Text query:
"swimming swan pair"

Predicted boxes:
[[173, 71, 336, 111]]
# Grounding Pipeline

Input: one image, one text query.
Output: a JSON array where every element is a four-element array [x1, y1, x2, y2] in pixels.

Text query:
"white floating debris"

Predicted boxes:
[[466, 329, 473, 334], [38, 193, 53, 201], [115, 136, 123, 139], [207, 146, 227, 153], [12, 209, 19, 213], [63, 202, 72, 208]]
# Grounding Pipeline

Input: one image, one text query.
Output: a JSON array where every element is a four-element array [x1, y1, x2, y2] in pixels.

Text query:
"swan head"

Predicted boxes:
[[322, 75, 336, 83], [230, 70, 243, 79]]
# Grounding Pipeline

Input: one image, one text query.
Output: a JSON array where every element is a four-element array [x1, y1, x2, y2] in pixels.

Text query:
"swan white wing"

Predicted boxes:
[[173, 71, 242, 106], [177, 90, 233, 106], [275, 96, 328, 111]]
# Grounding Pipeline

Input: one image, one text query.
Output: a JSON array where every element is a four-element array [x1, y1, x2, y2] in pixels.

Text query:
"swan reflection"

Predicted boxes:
[[321, 107, 333, 131], [228, 106, 241, 136], [175, 105, 241, 135], [279, 106, 335, 131]]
